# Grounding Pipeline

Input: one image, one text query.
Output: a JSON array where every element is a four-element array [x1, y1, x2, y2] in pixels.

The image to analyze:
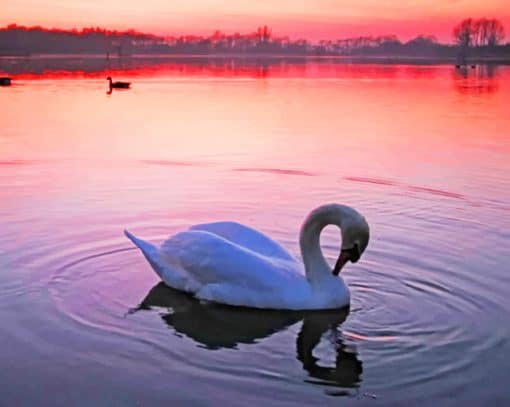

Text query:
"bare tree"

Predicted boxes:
[[472, 19, 482, 46], [455, 18, 505, 48], [453, 18, 474, 48], [478, 18, 490, 46], [486, 19, 505, 46]]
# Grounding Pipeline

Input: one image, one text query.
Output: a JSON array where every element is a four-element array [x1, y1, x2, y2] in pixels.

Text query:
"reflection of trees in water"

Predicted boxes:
[[134, 282, 363, 392], [3, 57, 504, 88], [453, 64, 499, 94], [0, 56, 494, 82], [0, 56, 290, 78]]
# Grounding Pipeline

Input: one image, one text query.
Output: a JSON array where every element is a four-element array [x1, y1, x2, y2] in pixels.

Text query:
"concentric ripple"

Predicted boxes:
[[2, 65, 510, 405], [22, 203, 506, 405]]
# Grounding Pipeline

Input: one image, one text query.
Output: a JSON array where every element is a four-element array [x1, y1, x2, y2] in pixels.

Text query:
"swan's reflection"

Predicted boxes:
[[135, 283, 363, 390]]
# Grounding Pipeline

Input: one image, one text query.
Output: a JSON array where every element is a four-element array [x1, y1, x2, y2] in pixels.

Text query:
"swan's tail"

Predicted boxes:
[[124, 230, 191, 293], [124, 230, 157, 254], [124, 230, 165, 277]]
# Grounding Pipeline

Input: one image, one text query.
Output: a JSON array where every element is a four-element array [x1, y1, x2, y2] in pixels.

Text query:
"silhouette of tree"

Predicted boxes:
[[454, 18, 505, 48], [0, 22, 508, 59], [486, 19, 505, 47], [453, 18, 475, 49]]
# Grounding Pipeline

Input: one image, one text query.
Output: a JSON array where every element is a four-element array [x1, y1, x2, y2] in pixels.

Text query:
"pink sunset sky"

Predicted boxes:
[[2, 0, 509, 42]]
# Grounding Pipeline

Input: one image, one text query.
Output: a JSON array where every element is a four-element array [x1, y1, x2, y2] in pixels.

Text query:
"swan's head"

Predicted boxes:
[[299, 203, 370, 277], [333, 212, 370, 275], [106, 76, 112, 81]]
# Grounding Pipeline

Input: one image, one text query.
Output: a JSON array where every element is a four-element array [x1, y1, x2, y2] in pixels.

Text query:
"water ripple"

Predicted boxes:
[[234, 168, 317, 176]]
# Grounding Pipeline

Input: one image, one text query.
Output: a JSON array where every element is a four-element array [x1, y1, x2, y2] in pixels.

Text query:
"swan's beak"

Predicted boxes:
[[332, 250, 353, 276]]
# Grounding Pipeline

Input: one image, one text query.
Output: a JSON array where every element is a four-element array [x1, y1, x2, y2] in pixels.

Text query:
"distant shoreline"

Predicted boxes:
[[1, 53, 510, 65], [3, 22, 509, 70]]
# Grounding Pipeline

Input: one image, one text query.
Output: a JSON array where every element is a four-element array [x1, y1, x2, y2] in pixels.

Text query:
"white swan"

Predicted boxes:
[[125, 203, 369, 310]]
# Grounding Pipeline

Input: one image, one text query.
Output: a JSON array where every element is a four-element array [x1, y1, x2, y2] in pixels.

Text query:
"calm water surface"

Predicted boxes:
[[1, 61, 509, 405]]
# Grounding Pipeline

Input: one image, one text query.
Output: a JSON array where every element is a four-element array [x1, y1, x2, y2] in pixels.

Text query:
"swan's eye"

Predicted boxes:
[[349, 243, 361, 263]]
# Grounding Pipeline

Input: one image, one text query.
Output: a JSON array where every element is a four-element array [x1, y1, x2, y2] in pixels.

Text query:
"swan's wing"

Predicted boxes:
[[160, 230, 301, 292], [189, 221, 296, 261]]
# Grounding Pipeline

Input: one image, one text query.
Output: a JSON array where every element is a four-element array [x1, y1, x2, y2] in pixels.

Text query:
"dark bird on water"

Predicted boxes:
[[0, 77, 12, 86], [107, 76, 130, 89]]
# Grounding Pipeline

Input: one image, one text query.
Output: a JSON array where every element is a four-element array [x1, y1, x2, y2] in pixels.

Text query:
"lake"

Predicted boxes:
[[1, 59, 509, 405]]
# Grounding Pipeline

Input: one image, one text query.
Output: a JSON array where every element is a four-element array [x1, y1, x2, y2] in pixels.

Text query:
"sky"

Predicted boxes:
[[2, 0, 509, 42]]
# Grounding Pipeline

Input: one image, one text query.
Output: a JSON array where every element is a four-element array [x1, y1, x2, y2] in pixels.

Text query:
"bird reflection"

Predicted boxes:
[[134, 282, 363, 390], [297, 313, 363, 390]]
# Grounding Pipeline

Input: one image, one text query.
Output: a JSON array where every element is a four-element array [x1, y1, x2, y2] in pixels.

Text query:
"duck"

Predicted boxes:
[[125, 203, 370, 310], [0, 77, 12, 86], [107, 76, 130, 89]]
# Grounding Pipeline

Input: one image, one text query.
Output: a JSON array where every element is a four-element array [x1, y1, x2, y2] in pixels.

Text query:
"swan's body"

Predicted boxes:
[[125, 204, 369, 310]]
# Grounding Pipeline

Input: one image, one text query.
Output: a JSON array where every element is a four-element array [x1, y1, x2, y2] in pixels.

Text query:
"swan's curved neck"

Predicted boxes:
[[299, 204, 353, 285]]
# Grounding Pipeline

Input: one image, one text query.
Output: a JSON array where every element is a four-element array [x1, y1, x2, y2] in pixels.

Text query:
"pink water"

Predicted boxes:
[[1, 61, 509, 405]]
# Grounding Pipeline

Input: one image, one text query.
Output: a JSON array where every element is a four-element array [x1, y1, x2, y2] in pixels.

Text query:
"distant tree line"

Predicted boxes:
[[452, 18, 507, 63], [0, 24, 161, 56], [453, 18, 505, 48], [0, 21, 508, 60]]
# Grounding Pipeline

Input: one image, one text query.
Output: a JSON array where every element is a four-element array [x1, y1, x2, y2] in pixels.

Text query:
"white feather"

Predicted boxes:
[[125, 203, 369, 310]]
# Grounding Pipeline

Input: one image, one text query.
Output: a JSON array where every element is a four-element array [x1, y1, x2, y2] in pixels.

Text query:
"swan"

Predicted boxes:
[[106, 76, 130, 89], [125, 203, 369, 310]]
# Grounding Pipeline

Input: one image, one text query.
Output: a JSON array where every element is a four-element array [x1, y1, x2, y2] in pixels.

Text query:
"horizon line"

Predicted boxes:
[[0, 22, 467, 45]]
